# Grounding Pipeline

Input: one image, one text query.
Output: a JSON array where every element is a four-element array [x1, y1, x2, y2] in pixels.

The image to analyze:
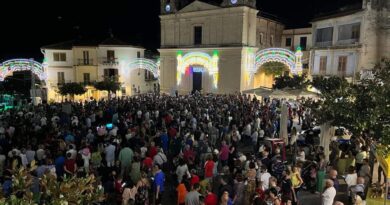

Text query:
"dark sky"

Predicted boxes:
[[0, 0, 361, 61]]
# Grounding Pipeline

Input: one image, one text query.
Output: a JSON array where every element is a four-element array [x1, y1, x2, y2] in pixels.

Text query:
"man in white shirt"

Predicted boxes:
[[105, 142, 116, 167], [257, 165, 271, 191], [322, 179, 336, 205], [25, 145, 36, 164]]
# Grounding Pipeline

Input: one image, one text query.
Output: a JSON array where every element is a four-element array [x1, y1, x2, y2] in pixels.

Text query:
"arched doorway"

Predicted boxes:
[[248, 47, 303, 88], [176, 51, 219, 93]]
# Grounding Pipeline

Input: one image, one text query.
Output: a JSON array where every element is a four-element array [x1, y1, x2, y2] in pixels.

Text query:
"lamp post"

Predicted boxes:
[[30, 58, 35, 105]]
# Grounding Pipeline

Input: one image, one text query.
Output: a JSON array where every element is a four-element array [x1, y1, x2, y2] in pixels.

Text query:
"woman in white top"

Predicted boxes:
[[345, 166, 357, 196], [175, 158, 190, 183]]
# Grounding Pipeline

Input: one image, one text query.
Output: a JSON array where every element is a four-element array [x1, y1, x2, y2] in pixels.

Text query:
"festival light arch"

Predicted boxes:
[[176, 51, 219, 88], [0, 59, 47, 81], [253, 47, 303, 75], [127, 58, 160, 79]]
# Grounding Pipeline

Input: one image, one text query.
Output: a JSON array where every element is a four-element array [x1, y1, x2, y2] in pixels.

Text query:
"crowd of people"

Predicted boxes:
[[0, 93, 377, 205]]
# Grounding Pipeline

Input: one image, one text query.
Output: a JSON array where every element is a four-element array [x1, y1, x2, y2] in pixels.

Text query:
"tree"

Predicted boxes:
[[58, 83, 86, 100], [94, 79, 120, 99], [262, 62, 289, 76], [273, 73, 309, 90], [0, 166, 104, 205], [304, 59, 390, 142]]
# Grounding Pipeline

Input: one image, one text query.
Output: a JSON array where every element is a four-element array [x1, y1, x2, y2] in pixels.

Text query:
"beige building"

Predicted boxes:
[[42, 37, 159, 102], [310, 0, 390, 80], [159, 0, 292, 94], [282, 28, 312, 73]]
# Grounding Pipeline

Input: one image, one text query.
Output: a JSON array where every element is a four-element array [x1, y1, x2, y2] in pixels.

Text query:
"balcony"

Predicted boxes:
[[99, 57, 119, 66], [336, 38, 360, 46], [56, 80, 72, 86], [103, 75, 120, 82], [77, 59, 94, 66], [315, 41, 333, 47]]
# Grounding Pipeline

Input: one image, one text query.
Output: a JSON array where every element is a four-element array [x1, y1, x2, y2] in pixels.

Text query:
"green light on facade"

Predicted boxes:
[[177, 50, 183, 56], [213, 50, 219, 57]]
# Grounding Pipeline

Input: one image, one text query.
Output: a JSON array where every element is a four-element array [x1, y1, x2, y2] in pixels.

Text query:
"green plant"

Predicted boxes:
[[57, 83, 86, 100]]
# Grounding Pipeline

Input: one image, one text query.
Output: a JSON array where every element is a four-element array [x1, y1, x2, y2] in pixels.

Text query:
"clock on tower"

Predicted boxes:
[[221, 0, 256, 8], [161, 0, 177, 14]]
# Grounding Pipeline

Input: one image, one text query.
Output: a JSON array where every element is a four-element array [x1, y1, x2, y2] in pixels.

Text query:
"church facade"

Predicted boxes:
[[159, 0, 300, 94]]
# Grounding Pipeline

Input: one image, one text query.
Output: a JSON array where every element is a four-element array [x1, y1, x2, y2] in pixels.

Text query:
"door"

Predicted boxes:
[[192, 72, 202, 92]]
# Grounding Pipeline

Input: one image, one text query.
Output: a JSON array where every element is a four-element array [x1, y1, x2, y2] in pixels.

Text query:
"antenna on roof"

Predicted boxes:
[[108, 28, 114, 38]]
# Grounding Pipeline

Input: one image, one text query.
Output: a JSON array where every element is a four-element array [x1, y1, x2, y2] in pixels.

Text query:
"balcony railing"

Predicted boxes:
[[103, 75, 120, 82], [77, 59, 94, 66], [336, 38, 360, 45], [99, 57, 119, 66], [315, 41, 333, 47]]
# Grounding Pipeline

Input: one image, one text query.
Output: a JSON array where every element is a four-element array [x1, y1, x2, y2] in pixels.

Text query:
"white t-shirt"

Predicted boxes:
[[258, 171, 271, 191], [345, 173, 357, 188], [322, 187, 336, 205], [105, 144, 116, 162]]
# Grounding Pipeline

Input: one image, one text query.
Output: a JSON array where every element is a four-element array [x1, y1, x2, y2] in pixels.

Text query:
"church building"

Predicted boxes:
[[159, 0, 299, 94]]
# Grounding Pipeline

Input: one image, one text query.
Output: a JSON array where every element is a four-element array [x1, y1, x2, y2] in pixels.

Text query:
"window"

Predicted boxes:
[[319, 56, 327, 75], [338, 56, 348, 77], [53, 53, 66, 62], [104, 69, 119, 81], [137, 51, 141, 58], [145, 70, 155, 81], [121, 87, 126, 96], [57, 72, 65, 84], [338, 23, 360, 41], [285, 38, 292, 47], [194, 26, 202, 45], [300, 37, 307, 50], [83, 51, 90, 65], [107, 50, 115, 61], [316, 27, 333, 44], [83, 73, 90, 84], [260, 33, 264, 45], [270, 35, 274, 46]]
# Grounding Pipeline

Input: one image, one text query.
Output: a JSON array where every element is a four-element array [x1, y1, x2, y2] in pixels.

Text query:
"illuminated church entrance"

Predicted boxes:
[[191, 66, 204, 92], [176, 51, 219, 94]]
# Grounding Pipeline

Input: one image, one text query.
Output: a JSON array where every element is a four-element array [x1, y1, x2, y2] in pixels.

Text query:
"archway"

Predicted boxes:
[[0, 59, 47, 81], [126, 58, 160, 95], [247, 47, 303, 88], [127, 58, 160, 79], [254, 47, 302, 75], [176, 51, 219, 89]]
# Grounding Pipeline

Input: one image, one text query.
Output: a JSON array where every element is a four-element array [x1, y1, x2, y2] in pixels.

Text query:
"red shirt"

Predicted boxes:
[[143, 157, 153, 169], [204, 160, 215, 178], [168, 127, 177, 138], [64, 159, 76, 173], [149, 146, 157, 158], [204, 192, 218, 205], [190, 174, 200, 186]]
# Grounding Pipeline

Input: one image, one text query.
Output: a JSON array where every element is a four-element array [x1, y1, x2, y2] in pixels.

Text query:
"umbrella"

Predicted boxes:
[[269, 89, 296, 99], [283, 88, 319, 99]]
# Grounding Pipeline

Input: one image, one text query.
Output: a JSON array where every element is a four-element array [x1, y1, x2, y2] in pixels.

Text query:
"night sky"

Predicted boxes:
[[0, 0, 361, 61]]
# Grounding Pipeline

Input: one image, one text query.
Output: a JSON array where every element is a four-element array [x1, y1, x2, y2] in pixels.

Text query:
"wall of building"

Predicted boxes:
[[161, 6, 258, 48], [312, 49, 359, 77], [256, 17, 284, 49]]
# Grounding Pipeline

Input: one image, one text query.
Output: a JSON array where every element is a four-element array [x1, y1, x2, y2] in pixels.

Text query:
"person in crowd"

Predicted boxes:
[[322, 179, 336, 205]]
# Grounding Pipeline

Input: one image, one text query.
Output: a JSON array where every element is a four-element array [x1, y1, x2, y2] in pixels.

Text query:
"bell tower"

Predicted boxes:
[[221, 0, 256, 8], [161, 0, 177, 15]]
